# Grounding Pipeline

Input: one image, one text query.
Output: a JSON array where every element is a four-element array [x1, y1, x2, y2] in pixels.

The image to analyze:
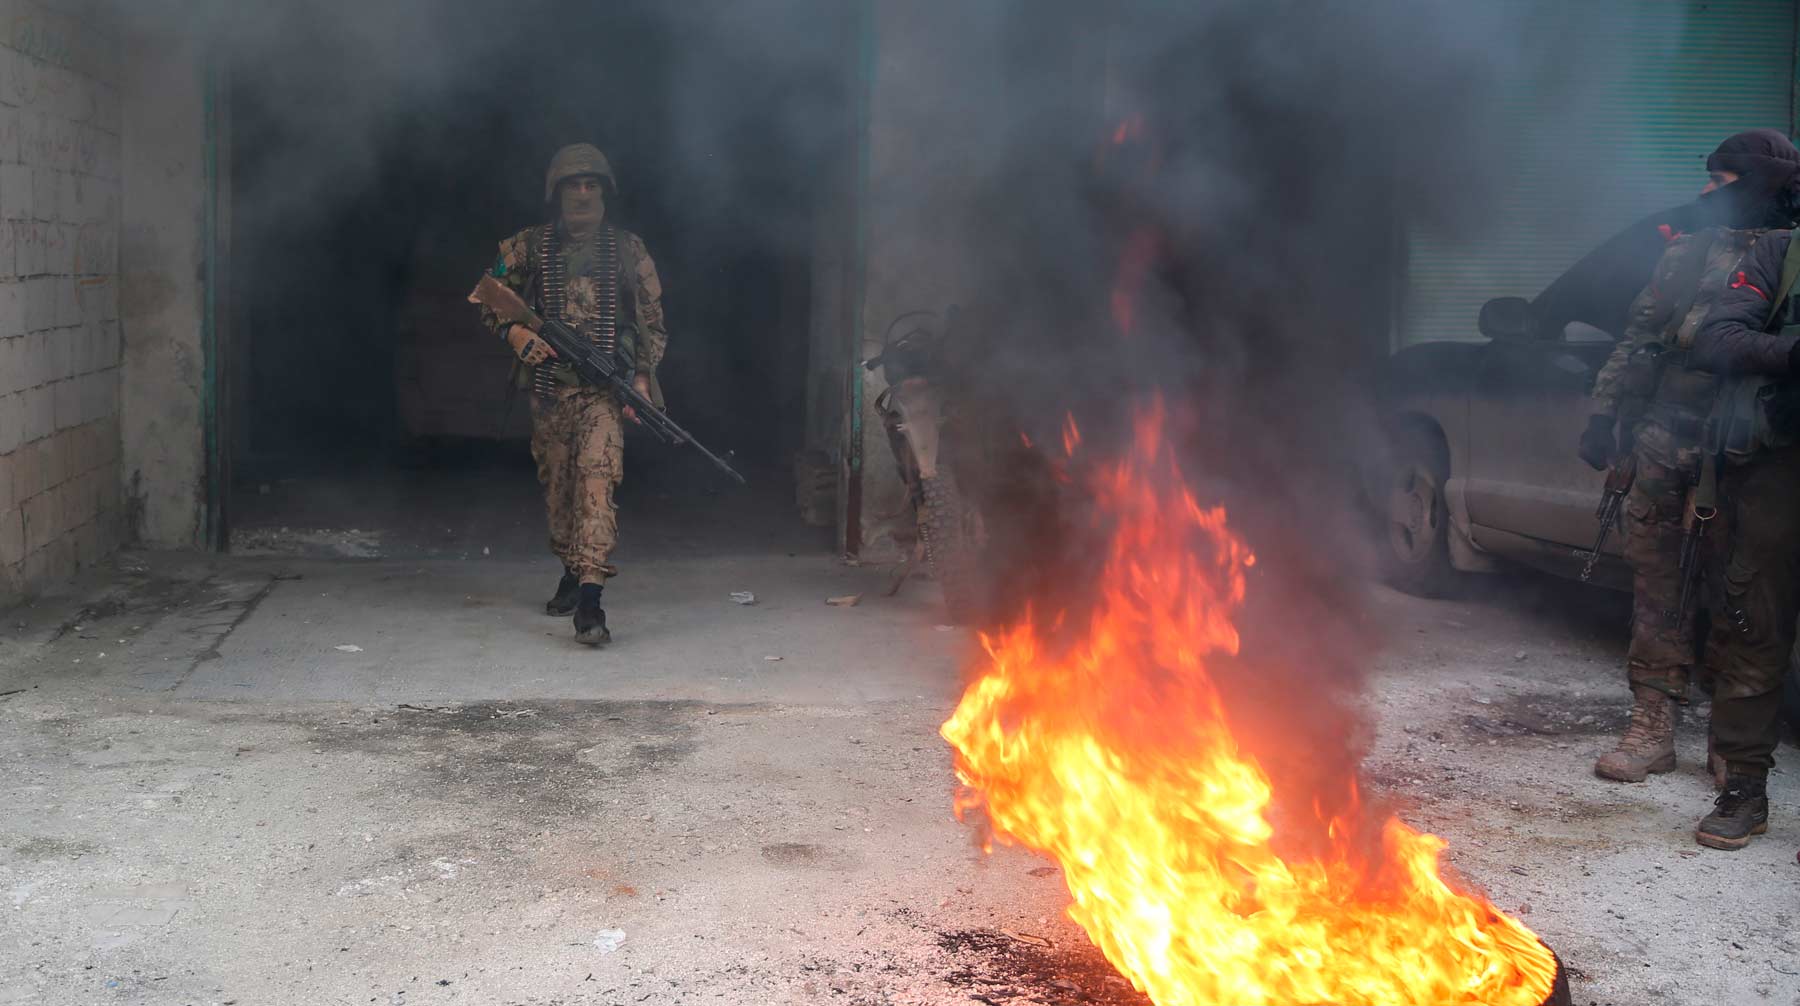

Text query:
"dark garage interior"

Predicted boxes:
[[220, 0, 852, 562]]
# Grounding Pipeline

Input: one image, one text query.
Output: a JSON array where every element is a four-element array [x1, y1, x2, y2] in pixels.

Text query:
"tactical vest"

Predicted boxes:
[[1641, 226, 1800, 464], [1708, 228, 1800, 461], [529, 222, 638, 396]]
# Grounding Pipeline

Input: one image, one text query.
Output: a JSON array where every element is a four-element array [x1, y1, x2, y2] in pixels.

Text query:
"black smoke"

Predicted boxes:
[[943, 0, 1546, 852]]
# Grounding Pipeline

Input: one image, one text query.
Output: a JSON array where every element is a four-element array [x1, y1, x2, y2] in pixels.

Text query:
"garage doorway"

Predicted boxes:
[[217, 0, 853, 563]]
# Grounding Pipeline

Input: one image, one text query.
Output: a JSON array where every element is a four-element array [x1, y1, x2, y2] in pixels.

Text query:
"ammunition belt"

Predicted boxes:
[[533, 223, 621, 397]]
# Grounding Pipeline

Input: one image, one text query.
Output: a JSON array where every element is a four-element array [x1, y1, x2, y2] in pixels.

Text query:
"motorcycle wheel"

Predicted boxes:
[[918, 470, 982, 624]]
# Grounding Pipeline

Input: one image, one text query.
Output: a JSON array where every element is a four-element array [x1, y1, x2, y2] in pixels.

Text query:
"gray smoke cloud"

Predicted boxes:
[[137, 0, 1695, 837], [908, 0, 1663, 851]]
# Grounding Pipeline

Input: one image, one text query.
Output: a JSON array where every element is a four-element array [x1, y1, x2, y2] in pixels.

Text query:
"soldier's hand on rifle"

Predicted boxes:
[[622, 373, 652, 425], [1578, 413, 1618, 471], [507, 324, 557, 367]]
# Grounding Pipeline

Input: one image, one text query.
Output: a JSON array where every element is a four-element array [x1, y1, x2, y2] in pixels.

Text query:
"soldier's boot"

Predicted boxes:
[[574, 584, 610, 646], [545, 568, 580, 616], [1695, 773, 1769, 850], [1593, 686, 1677, 782]]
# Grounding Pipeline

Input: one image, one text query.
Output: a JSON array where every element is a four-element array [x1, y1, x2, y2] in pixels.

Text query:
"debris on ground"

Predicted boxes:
[[731, 591, 757, 605], [826, 595, 862, 607], [335, 645, 363, 653], [593, 929, 626, 953], [232, 526, 384, 559]]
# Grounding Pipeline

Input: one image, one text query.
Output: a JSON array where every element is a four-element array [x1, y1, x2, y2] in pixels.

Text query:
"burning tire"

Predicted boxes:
[[918, 470, 982, 623], [1542, 949, 1573, 1006], [1382, 424, 1457, 597]]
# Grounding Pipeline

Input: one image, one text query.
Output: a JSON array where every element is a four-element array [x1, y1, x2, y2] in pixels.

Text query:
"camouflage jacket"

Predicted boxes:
[[477, 222, 669, 381], [1591, 227, 1768, 417]]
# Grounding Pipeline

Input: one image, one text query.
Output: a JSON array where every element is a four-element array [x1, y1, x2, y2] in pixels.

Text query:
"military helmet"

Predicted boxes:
[[544, 143, 617, 202]]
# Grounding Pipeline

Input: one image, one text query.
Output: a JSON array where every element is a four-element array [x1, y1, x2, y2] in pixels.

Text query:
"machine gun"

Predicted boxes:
[[1580, 452, 1634, 582], [469, 275, 745, 486]]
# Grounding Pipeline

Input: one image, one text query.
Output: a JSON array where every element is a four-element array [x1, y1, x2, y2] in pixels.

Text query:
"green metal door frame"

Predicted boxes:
[[841, 0, 875, 557]]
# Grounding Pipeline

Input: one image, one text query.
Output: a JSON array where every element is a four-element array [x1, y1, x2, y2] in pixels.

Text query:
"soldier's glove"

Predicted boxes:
[[506, 324, 556, 367], [1578, 413, 1617, 471]]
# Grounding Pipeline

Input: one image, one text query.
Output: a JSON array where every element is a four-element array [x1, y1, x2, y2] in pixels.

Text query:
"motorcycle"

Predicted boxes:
[[864, 308, 987, 622]]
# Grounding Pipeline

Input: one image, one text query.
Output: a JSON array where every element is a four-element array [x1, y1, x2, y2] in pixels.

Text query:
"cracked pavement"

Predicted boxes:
[[1, 548, 1796, 1005]]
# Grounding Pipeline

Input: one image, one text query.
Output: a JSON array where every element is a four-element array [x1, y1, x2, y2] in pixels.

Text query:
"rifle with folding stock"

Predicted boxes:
[[470, 275, 746, 485], [1581, 452, 1633, 582]]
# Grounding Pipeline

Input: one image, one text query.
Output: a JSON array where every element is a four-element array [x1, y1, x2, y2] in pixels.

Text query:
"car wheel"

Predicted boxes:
[[1382, 425, 1457, 598]]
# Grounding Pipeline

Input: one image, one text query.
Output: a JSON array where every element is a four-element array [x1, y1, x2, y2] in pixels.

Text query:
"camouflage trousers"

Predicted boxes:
[[530, 388, 624, 584], [1701, 446, 1800, 774], [1620, 443, 1700, 699]]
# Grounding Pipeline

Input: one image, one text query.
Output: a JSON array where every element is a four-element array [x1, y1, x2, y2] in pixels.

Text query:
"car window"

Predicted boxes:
[[1561, 322, 1614, 344]]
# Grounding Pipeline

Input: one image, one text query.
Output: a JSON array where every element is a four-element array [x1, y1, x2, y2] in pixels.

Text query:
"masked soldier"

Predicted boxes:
[[1587, 130, 1800, 849], [476, 144, 669, 645], [1583, 131, 1800, 788]]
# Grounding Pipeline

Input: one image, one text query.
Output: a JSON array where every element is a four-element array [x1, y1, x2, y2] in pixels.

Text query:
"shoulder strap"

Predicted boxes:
[[1764, 228, 1800, 329], [1655, 234, 1721, 349]]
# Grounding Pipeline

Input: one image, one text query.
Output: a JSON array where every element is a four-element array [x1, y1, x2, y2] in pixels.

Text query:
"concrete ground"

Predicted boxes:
[[1, 461, 1797, 1005]]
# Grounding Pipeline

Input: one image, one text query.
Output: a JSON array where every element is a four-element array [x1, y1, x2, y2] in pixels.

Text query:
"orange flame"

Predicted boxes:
[[1112, 114, 1146, 146], [941, 403, 1557, 1006], [1062, 414, 1083, 455], [1110, 227, 1161, 335]]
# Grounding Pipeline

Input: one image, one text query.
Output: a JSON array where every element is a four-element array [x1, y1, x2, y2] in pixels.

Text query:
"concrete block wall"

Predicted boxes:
[[117, 14, 206, 555], [0, 0, 124, 600]]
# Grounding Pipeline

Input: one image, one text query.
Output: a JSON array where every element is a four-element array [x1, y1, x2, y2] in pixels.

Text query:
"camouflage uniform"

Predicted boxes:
[[1614, 426, 1703, 698], [1590, 230, 1764, 701], [477, 153, 668, 586]]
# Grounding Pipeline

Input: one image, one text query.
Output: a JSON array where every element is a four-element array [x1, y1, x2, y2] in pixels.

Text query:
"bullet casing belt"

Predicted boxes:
[[534, 223, 621, 398]]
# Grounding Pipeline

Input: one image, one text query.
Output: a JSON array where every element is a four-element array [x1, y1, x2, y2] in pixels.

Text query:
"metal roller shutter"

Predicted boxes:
[[1400, 0, 1796, 346]]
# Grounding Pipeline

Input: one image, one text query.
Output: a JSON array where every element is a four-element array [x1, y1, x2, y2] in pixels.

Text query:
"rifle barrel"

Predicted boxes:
[[506, 312, 747, 485]]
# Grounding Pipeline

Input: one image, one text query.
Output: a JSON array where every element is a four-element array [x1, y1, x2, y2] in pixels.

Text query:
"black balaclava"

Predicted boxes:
[[1699, 128, 1800, 230], [1532, 131, 1800, 340]]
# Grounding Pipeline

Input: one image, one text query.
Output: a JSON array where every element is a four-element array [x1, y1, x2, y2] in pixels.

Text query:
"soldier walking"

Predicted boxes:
[[1582, 131, 1800, 790], [476, 144, 669, 645]]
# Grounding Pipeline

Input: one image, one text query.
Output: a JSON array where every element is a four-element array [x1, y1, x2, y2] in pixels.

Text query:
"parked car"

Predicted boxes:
[[1373, 294, 1621, 597], [1373, 290, 1800, 736]]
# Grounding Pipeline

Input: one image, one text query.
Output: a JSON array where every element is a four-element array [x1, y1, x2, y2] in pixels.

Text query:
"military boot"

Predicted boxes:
[[1593, 686, 1677, 782], [1696, 774, 1769, 850], [545, 568, 579, 616], [574, 583, 610, 646]]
